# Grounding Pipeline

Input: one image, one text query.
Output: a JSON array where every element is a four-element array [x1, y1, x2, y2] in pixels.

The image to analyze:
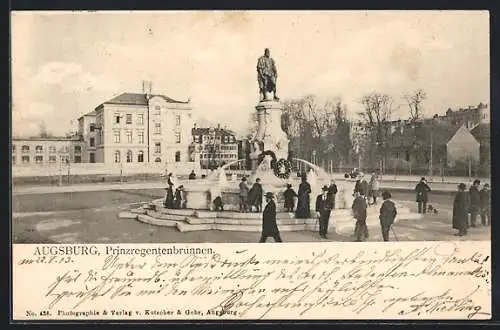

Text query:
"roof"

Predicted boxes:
[[388, 122, 460, 149], [13, 136, 81, 142], [192, 127, 237, 137], [103, 93, 188, 106], [470, 123, 490, 140], [78, 110, 97, 120]]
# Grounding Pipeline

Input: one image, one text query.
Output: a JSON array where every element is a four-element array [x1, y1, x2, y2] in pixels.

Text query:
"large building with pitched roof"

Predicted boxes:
[[78, 81, 195, 165]]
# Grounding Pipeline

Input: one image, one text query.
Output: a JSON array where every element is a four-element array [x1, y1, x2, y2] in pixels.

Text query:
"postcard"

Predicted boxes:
[[11, 10, 491, 321]]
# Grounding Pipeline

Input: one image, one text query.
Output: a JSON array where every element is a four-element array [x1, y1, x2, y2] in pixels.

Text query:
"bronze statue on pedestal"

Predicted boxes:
[[257, 48, 279, 101]]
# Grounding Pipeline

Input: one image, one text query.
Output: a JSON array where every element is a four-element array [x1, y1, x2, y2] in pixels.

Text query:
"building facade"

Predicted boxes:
[[12, 136, 83, 166], [84, 82, 194, 165], [191, 124, 239, 169]]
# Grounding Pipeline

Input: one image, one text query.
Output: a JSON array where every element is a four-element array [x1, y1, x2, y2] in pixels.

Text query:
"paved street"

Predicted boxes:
[[12, 188, 490, 243]]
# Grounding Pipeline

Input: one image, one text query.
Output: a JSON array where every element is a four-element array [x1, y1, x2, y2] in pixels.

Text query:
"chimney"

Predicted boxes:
[[142, 80, 152, 96]]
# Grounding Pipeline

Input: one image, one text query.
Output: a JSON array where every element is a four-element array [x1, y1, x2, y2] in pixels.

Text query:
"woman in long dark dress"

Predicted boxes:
[[295, 176, 312, 218], [453, 183, 469, 236]]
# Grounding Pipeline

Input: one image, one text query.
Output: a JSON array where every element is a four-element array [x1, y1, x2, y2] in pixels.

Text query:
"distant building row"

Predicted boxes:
[[12, 81, 240, 168]]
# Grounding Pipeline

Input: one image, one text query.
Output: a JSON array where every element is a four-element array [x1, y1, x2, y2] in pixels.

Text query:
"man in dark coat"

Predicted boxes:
[[469, 179, 481, 227], [164, 183, 174, 208], [239, 177, 249, 213], [379, 190, 397, 242], [283, 184, 297, 212], [453, 183, 469, 236], [327, 179, 338, 210], [415, 177, 431, 214], [295, 175, 312, 218], [249, 178, 263, 212], [259, 192, 283, 243], [173, 185, 186, 209], [352, 191, 368, 242], [316, 185, 333, 239], [480, 183, 491, 226], [188, 170, 196, 180]]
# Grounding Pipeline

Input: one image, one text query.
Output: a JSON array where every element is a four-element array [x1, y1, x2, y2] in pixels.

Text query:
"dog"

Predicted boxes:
[[427, 204, 439, 214]]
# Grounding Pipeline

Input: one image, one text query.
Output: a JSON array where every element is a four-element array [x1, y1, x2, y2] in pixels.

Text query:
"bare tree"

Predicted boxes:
[[404, 89, 427, 122], [38, 122, 52, 138], [359, 93, 394, 170]]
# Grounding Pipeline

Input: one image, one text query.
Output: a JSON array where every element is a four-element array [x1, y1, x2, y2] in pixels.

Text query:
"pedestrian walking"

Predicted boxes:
[[316, 185, 333, 239], [327, 179, 338, 210], [415, 177, 431, 214], [283, 183, 298, 212], [248, 178, 263, 212], [173, 185, 186, 209], [239, 177, 250, 213], [164, 183, 174, 208], [468, 179, 481, 227], [453, 183, 469, 236], [295, 175, 312, 219], [368, 172, 380, 205], [352, 191, 368, 242], [480, 183, 491, 226], [259, 192, 283, 243], [379, 190, 397, 242]]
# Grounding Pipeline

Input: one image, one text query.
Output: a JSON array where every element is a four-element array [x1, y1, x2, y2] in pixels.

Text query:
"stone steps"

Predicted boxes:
[[124, 202, 422, 233]]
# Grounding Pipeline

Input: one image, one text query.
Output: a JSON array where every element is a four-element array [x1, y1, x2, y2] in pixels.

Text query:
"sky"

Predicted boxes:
[[11, 11, 489, 137]]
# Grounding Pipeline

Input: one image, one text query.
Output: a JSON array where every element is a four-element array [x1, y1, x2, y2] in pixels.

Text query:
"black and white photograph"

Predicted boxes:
[[11, 10, 490, 245]]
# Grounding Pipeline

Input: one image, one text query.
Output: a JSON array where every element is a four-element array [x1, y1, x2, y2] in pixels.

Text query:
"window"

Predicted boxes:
[[175, 132, 181, 144], [49, 145, 56, 153], [89, 124, 95, 132], [175, 151, 181, 162], [126, 114, 132, 124], [89, 137, 95, 147], [137, 114, 144, 125], [74, 146, 82, 153], [74, 155, 82, 163], [114, 151, 121, 163], [137, 151, 144, 163], [113, 131, 120, 143], [154, 157, 161, 162], [154, 123, 161, 134], [22, 155, 29, 163], [35, 155, 43, 164], [115, 113, 121, 124], [155, 105, 161, 111], [154, 142, 161, 154], [194, 136, 200, 143], [36, 145, 43, 153], [12, 155, 15, 164], [137, 131, 144, 144], [126, 150, 133, 163], [224, 136, 229, 143], [49, 156, 56, 163], [176, 115, 181, 126], [12, 145, 16, 153], [126, 130, 133, 143], [89, 153, 95, 163]]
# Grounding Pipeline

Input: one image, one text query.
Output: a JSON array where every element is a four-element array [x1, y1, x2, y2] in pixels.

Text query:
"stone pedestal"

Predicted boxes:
[[254, 101, 289, 160]]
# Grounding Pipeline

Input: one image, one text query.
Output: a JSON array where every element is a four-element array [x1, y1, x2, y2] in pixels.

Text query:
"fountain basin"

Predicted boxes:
[[179, 178, 357, 212]]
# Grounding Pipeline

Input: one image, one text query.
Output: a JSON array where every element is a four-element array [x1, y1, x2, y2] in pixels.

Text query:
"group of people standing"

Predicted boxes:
[[163, 173, 187, 209], [452, 179, 491, 236], [354, 172, 380, 206], [238, 177, 264, 213]]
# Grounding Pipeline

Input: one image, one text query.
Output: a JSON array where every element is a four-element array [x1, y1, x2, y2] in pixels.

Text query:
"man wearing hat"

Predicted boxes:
[[316, 185, 333, 239], [453, 183, 469, 236], [239, 177, 250, 213], [259, 192, 283, 243], [480, 183, 491, 226], [415, 177, 431, 214], [379, 190, 397, 242], [352, 190, 368, 241], [468, 179, 481, 227], [283, 183, 298, 212]]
